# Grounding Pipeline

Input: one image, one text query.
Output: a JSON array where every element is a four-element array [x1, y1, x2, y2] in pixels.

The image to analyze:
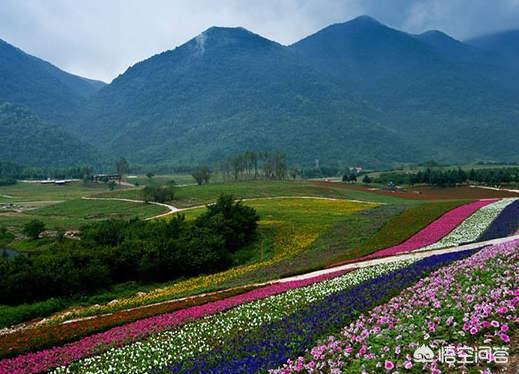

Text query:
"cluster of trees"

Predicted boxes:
[[0, 226, 14, 246], [115, 157, 130, 177], [298, 166, 341, 179], [220, 151, 288, 181], [192, 166, 211, 185], [23, 220, 46, 240], [0, 177, 16, 186], [374, 167, 519, 187], [0, 195, 259, 305], [342, 170, 358, 183], [141, 183, 176, 203]]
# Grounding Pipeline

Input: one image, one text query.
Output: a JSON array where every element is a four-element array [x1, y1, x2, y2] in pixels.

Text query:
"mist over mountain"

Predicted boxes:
[[466, 29, 519, 67], [1, 16, 518, 168]]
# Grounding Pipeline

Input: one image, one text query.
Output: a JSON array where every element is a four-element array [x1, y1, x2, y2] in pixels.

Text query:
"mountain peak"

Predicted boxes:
[[203, 26, 252, 35], [417, 30, 459, 43], [349, 15, 382, 25], [182, 26, 277, 56]]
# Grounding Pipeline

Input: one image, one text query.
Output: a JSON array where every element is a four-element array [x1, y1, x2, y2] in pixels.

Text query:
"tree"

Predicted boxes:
[[108, 180, 116, 190], [142, 185, 175, 203], [342, 171, 357, 183], [23, 219, 45, 240], [362, 175, 372, 183], [192, 167, 211, 185], [115, 157, 130, 178], [146, 172, 154, 180]]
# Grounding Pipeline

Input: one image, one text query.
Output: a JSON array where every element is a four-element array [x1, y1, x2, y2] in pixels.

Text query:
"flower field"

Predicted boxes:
[[1, 196, 518, 373], [1, 268, 350, 373], [416, 198, 517, 251], [346, 199, 496, 262], [159, 250, 476, 373], [56, 262, 405, 373], [0, 284, 261, 358], [273, 239, 518, 374], [34, 250, 470, 373]]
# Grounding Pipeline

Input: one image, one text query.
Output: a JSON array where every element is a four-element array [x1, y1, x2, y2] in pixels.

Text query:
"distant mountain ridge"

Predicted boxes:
[[0, 102, 98, 167], [0, 38, 105, 125], [1, 16, 519, 168], [466, 29, 519, 67]]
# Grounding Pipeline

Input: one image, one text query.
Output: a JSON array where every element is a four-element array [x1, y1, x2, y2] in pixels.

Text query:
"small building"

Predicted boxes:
[[93, 174, 122, 183]]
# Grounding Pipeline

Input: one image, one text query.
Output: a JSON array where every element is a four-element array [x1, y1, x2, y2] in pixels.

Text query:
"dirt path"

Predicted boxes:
[[80, 196, 180, 220], [279, 233, 519, 282], [471, 185, 519, 194]]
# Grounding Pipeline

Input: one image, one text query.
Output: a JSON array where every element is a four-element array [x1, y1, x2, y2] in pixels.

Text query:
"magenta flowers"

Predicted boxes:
[[359, 199, 496, 260]]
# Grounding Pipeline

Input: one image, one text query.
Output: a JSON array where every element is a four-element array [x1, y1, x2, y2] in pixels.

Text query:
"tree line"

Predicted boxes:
[[0, 195, 259, 305], [0, 161, 95, 180], [374, 167, 519, 187], [220, 151, 288, 181]]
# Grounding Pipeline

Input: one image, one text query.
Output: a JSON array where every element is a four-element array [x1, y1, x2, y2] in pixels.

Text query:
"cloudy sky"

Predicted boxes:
[[1, 0, 519, 82]]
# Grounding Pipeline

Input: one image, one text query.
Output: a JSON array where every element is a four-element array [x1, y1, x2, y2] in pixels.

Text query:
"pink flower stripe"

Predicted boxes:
[[358, 199, 497, 262], [0, 269, 349, 374]]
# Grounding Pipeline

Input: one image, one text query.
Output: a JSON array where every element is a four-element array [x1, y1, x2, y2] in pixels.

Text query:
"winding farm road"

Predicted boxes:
[[80, 196, 180, 220]]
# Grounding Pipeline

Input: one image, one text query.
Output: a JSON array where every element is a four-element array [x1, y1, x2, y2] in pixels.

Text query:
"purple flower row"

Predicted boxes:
[[479, 199, 519, 241]]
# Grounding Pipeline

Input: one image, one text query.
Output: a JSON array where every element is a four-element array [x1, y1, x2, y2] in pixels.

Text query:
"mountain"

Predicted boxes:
[[2, 18, 519, 169], [0, 38, 105, 125], [81, 26, 422, 167], [414, 30, 484, 61], [289, 16, 519, 163], [0, 102, 98, 167], [466, 30, 519, 66]]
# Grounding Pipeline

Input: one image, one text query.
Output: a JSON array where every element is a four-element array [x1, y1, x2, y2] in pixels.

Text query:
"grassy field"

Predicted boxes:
[[0, 179, 490, 328], [326, 199, 468, 264], [0, 181, 124, 203], [99, 180, 409, 207], [21, 197, 376, 323], [177, 199, 467, 287], [0, 199, 167, 233], [20, 195, 466, 323], [126, 174, 195, 186], [316, 181, 519, 200]]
